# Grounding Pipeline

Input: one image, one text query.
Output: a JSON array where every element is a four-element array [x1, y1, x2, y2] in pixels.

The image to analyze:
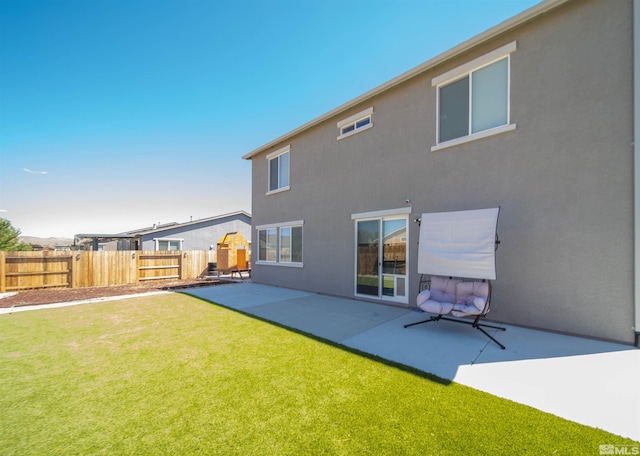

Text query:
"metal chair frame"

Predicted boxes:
[[404, 274, 506, 349]]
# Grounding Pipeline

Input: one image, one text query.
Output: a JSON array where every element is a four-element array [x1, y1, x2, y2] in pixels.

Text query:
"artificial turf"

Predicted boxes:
[[0, 293, 635, 455]]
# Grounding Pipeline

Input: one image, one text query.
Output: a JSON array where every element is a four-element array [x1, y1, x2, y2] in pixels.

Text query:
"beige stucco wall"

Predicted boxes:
[[249, 0, 635, 344]]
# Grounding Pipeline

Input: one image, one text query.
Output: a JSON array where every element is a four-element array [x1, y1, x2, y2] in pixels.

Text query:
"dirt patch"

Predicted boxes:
[[0, 278, 228, 308]]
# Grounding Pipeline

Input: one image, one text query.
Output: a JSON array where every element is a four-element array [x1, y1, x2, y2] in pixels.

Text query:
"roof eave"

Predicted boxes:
[[129, 210, 252, 236], [242, 0, 570, 160]]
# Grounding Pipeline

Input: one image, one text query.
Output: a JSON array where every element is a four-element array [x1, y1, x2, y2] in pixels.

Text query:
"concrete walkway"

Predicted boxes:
[[184, 283, 640, 442]]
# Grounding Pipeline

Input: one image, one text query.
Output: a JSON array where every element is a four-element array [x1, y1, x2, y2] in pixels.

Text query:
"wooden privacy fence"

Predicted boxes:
[[0, 250, 217, 292]]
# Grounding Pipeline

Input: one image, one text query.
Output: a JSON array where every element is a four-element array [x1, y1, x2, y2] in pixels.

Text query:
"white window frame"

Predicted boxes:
[[259, 228, 278, 263], [256, 220, 304, 267], [351, 207, 410, 304], [266, 145, 290, 195], [154, 238, 183, 251], [432, 41, 517, 152], [337, 107, 373, 140]]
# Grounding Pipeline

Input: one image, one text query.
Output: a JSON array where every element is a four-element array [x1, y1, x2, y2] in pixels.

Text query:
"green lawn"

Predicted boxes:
[[0, 293, 634, 455]]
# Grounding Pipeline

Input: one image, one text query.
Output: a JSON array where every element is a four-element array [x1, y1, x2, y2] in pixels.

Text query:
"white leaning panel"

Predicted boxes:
[[417, 207, 500, 280]]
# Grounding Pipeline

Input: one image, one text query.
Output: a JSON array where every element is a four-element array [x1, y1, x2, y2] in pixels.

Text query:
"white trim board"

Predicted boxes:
[[255, 220, 304, 230], [431, 41, 517, 86], [351, 207, 412, 220]]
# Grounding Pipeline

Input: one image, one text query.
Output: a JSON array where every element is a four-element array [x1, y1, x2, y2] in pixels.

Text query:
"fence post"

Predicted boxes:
[[0, 251, 6, 293], [68, 254, 74, 289], [135, 251, 140, 284]]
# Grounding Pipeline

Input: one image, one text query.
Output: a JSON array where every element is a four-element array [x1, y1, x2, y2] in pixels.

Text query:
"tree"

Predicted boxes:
[[0, 218, 32, 251]]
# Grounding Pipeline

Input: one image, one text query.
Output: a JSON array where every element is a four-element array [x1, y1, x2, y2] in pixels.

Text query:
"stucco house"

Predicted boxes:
[[126, 211, 251, 252], [242, 0, 639, 346], [76, 211, 252, 253]]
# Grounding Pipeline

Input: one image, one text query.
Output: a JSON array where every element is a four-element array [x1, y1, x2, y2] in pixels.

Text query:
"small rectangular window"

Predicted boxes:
[[337, 107, 373, 140], [341, 124, 355, 135], [156, 239, 182, 251], [355, 117, 371, 129]]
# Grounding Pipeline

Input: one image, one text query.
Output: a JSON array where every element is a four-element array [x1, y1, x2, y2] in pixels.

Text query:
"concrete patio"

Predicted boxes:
[[184, 282, 640, 442]]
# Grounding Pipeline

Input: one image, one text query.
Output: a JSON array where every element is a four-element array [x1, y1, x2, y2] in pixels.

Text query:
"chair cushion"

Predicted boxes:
[[451, 281, 489, 316], [416, 276, 459, 315], [451, 300, 485, 317], [416, 277, 490, 316], [416, 289, 431, 307], [429, 276, 459, 303], [420, 300, 455, 315]]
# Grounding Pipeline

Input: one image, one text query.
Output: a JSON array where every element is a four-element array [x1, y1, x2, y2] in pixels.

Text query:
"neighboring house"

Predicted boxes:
[[243, 0, 639, 346], [76, 211, 252, 253], [127, 211, 252, 252]]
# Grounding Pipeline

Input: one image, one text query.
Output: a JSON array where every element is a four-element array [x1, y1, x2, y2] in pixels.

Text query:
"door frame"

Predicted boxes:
[[352, 207, 411, 304]]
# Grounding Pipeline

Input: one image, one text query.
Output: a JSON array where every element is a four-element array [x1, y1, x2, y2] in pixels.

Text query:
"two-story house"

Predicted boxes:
[[242, 0, 639, 346]]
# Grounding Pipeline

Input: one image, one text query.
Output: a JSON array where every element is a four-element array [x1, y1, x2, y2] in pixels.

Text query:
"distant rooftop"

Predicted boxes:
[[121, 211, 251, 236]]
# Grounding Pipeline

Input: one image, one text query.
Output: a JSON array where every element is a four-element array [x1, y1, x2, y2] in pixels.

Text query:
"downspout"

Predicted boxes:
[[635, 0, 640, 347]]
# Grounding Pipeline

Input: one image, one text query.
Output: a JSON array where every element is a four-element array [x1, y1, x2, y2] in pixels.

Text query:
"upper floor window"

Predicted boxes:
[[267, 145, 290, 194], [337, 107, 373, 140], [432, 41, 516, 151]]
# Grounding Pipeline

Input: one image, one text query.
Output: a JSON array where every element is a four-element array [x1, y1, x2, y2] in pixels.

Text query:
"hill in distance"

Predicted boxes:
[[19, 236, 74, 249]]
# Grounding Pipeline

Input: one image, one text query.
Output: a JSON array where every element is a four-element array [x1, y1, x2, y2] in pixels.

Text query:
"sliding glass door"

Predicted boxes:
[[355, 216, 408, 303], [356, 220, 380, 296]]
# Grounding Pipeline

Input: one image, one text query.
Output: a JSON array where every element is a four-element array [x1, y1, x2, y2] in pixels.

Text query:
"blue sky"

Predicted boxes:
[[0, 0, 539, 238]]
